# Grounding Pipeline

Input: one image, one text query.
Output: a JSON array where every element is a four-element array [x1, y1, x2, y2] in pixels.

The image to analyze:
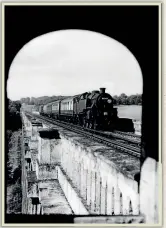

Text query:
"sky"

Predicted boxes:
[[7, 29, 143, 101]]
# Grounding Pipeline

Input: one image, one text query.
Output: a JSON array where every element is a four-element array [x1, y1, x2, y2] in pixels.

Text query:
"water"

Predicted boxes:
[[116, 105, 142, 122]]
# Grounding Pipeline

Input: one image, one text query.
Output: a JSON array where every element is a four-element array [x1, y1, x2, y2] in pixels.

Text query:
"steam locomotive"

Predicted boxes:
[[39, 88, 134, 132]]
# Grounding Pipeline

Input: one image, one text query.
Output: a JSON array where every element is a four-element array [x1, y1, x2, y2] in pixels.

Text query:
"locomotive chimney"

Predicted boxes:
[[100, 88, 106, 94]]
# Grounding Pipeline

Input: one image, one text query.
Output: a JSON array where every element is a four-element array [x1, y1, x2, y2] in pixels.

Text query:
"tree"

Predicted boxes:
[[112, 93, 142, 105], [7, 99, 22, 131], [120, 93, 127, 98]]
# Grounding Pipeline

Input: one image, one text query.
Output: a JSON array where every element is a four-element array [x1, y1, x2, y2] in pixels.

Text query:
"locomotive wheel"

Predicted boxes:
[[86, 122, 89, 128], [82, 117, 86, 127], [94, 125, 97, 130], [83, 118, 86, 128], [89, 122, 93, 129], [93, 120, 98, 130]]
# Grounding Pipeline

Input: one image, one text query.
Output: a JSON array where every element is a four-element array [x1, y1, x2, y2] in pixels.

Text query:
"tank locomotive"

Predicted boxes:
[[39, 88, 134, 131]]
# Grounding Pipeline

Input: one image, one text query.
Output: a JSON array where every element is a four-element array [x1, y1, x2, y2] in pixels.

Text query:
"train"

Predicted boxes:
[[38, 88, 135, 132]]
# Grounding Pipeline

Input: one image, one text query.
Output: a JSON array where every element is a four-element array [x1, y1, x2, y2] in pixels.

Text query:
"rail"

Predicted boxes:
[[25, 112, 141, 158]]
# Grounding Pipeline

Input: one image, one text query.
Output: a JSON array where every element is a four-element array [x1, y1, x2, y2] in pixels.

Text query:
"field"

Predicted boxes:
[[116, 105, 142, 122]]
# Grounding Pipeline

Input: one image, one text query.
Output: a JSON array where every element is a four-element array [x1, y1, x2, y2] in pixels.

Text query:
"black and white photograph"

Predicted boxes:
[[2, 2, 162, 225]]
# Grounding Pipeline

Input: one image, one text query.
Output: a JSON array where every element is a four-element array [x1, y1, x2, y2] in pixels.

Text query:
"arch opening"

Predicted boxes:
[[7, 30, 143, 135]]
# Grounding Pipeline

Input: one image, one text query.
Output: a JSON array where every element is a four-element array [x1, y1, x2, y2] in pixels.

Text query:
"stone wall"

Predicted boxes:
[[21, 112, 159, 224], [24, 113, 140, 216], [52, 132, 140, 215]]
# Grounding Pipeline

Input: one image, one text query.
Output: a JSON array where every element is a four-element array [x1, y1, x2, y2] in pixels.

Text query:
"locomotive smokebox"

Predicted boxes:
[[100, 88, 106, 94]]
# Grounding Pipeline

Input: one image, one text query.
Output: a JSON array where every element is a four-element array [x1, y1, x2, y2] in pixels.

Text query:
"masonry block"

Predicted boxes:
[[140, 157, 159, 223]]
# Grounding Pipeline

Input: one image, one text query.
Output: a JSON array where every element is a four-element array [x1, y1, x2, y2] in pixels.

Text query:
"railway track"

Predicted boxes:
[[85, 129, 141, 146], [105, 131, 141, 145], [27, 112, 141, 145], [25, 112, 141, 158], [115, 130, 141, 139]]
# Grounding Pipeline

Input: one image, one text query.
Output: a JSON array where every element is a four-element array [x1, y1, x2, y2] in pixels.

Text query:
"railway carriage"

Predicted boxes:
[[43, 103, 52, 117], [41, 100, 60, 118], [39, 105, 44, 114], [60, 97, 74, 120], [51, 100, 60, 118]]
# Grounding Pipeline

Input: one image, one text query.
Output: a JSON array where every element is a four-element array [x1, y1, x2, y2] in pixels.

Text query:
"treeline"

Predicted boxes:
[[113, 93, 142, 105], [20, 93, 142, 106], [20, 95, 68, 106], [7, 99, 22, 183]]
